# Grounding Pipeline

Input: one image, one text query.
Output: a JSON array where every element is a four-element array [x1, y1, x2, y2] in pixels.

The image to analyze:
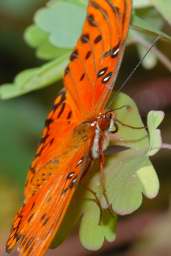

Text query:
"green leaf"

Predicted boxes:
[[0, 54, 70, 99], [24, 25, 71, 60], [35, 1, 87, 48], [147, 110, 164, 156], [24, 25, 48, 48], [151, 0, 171, 25], [133, 0, 152, 8], [105, 153, 154, 215], [137, 162, 160, 198], [80, 204, 117, 250], [148, 110, 165, 128], [132, 14, 171, 41], [100, 93, 159, 215], [135, 7, 164, 30]]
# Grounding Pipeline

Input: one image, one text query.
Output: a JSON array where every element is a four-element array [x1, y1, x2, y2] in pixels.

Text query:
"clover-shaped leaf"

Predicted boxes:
[[137, 161, 160, 199], [104, 94, 160, 214], [105, 153, 159, 215], [35, 0, 86, 48], [24, 25, 71, 60], [80, 202, 117, 250], [79, 169, 117, 250], [147, 110, 164, 156]]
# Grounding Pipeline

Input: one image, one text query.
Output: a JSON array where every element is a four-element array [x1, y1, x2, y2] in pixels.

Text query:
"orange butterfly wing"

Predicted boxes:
[[6, 123, 93, 255], [24, 90, 79, 199], [6, 0, 132, 255], [64, 0, 132, 118], [6, 90, 94, 255]]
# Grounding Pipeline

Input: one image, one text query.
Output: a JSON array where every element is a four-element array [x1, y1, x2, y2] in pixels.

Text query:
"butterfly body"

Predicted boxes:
[[6, 0, 132, 255]]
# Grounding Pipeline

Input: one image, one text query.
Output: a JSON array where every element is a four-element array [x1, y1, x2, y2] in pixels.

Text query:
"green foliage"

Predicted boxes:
[[80, 205, 117, 250], [24, 25, 71, 60], [147, 111, 165, 156], [151, 0, 171, 25], [0, 99, 46, 187], [0, 55, 69, 99], [0, 0, 171, 98], [133, 0, 152, 8], [132, 15, 171, 41], [35, 1, 86, 48]]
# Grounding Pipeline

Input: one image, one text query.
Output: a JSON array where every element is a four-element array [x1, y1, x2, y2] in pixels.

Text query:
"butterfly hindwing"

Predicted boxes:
[[6, 120, 94, 255], [24, 90, 80, 199]]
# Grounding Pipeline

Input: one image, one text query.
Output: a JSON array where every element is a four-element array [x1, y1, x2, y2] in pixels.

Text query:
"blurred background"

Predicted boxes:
[[0, 0, 171, 255]]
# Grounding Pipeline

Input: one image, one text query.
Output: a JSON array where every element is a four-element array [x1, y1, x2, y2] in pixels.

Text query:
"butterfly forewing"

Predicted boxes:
[[64, 0, 132, 117]]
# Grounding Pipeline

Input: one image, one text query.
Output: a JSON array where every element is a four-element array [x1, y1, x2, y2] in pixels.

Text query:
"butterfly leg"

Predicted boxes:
[[98, 136, 116, 218]]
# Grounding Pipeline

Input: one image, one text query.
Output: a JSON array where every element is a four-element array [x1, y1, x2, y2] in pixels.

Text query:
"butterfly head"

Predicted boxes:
[[96, 111, 117, 133]]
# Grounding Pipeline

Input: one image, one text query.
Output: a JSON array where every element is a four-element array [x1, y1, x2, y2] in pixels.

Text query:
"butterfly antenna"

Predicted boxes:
[[115, 35, 161, 95]]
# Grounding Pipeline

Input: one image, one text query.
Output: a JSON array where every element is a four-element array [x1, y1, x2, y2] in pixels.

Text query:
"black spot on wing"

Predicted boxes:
[[64, 66, 70, 76], [87, 14, 97, 27], [40, 134, 49, 144], [45, 118, 53, 127], [27, 213, 34, 223], [80, 73, 85, 81], [106, 0, 121, 16], [104, 43, 120, 58], [70, 49, 79, 61], [85, 51, 92, 60], [42, 216, 49, 226], [90, 0, 108, 21], [30, 167, 36, 174], [35, 152, 41, 158], [94, 34, 102, 44], [97, 67, 108, 77], [57, 102, 66, 118], [81, 34, 90, 43], [52, 91, 66, 111], [67, 110, 72, 119], [49, 138, 54, 146]]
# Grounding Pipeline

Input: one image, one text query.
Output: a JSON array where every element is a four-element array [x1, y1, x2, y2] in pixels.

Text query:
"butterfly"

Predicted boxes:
[[6, 0, 132, 255]]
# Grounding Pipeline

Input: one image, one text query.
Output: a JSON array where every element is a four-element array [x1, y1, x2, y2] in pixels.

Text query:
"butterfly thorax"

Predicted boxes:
[[89, 111, 117, 159]]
